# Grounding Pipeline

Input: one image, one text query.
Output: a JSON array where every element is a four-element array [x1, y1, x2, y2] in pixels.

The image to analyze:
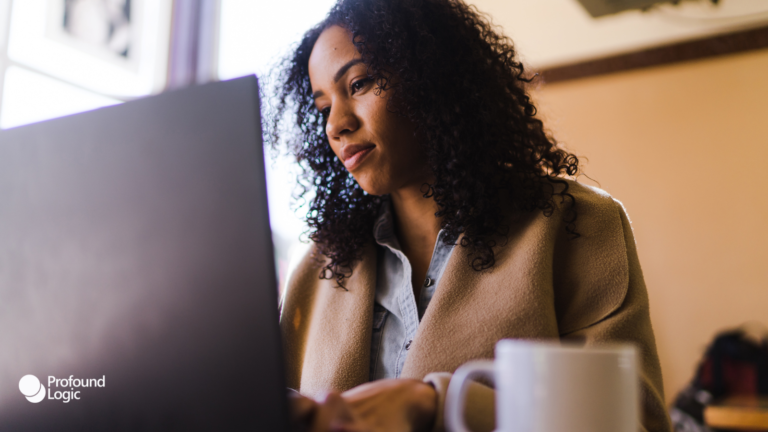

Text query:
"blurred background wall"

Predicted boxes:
[[534, 46, 768, 404], [470, 0, 768, 403]]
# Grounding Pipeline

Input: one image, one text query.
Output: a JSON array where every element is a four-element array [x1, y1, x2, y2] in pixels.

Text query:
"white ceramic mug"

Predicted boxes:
[[446, 340, 639, 432]]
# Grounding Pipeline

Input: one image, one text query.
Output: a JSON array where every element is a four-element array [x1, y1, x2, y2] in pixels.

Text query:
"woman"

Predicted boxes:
[[273, 0, 671, 431]]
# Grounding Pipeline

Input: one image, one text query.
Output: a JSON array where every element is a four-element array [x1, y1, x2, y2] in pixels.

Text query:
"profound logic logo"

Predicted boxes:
[[18, 375, 46, 403], [19, 374, 106, 403]]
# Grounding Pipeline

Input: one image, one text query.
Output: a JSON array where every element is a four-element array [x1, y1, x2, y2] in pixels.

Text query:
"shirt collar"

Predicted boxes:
[[373, 196, 400, 250]]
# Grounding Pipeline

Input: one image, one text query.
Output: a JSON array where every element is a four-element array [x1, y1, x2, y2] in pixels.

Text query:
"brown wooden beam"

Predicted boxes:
[[539, 25, 768, 84]]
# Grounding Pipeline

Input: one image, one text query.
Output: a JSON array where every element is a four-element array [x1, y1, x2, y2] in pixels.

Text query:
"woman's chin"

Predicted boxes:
[[358, 184, 391, 197], [354, 176, 392, 197], [354, 170, 432, 197]]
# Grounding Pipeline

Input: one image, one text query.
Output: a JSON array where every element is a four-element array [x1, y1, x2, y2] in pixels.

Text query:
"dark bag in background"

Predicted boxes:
[[671, 325, 768, 432]]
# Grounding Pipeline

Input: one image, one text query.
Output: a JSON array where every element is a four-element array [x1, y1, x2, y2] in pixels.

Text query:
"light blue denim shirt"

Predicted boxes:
[[369, 197, 455, 381]]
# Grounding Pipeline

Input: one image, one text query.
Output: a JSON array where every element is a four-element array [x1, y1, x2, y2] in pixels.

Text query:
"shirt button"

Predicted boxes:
[[405, 340, 413, 350], [424, 277, 433, 287]]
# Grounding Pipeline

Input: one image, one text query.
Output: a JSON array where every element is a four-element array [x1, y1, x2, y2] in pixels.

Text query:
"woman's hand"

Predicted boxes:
[[289, 379, 438, 432], [342, 378, 438, 431], [289, 391, 360, 432]]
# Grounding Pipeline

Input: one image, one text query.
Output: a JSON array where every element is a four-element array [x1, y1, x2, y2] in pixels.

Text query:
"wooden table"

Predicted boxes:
[[704, 396, 768, 431]]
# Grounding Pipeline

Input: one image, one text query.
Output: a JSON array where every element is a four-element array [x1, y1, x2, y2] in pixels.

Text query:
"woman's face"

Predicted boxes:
[[308, 25, 429, 196]]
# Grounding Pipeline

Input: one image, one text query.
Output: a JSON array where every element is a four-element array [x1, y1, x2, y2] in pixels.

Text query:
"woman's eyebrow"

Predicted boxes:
[[312, 58, 365, 100], [333, 58, 364, 83]]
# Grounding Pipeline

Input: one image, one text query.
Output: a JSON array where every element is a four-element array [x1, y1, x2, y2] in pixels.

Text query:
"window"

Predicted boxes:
[[0, 0, 172, 129], [218, 0, 337, 282], [1, 65, 120, 129]]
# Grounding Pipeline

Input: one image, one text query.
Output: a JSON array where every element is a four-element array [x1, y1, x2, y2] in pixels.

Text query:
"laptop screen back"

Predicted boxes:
[[0, 76, 289, 431]]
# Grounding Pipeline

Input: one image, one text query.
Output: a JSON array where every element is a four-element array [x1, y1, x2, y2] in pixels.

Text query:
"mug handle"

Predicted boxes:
[[445, 360, 496, 432]]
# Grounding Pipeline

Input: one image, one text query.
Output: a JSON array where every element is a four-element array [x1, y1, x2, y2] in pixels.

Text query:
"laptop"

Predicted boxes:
[[0, 76, 290, 431]]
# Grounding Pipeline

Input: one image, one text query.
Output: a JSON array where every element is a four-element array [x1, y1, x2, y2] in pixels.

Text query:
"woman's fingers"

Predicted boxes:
[[293, 380, 437, 432], [341, 379, 438, 432], [288, 391, 319, 432], [311, 391, 363, 432], [289, 391, 318, 420]]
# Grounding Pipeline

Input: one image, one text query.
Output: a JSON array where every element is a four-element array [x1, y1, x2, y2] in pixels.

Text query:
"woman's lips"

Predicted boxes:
[[341, 144, 375, 171]]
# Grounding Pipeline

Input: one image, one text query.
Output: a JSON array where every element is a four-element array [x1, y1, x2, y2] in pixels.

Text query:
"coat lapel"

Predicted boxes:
[[400, 212, 562, 379], [282, 243, 377, 397], [400, 183, 631, 379]]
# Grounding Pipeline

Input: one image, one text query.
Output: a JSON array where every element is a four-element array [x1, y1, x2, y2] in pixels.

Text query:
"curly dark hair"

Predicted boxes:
[[269, 0, 579, 286]]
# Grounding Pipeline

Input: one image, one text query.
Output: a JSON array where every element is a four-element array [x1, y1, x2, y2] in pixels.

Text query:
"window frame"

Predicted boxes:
[[0, 0, 12, 119], [0, 0, 220, 129]]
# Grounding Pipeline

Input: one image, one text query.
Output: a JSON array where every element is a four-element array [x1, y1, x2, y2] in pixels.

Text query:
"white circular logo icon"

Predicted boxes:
[[19, 375, 45, 403]]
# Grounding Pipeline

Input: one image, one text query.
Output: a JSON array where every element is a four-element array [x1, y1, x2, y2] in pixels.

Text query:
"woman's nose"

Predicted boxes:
[[325, 102, 359, 140]]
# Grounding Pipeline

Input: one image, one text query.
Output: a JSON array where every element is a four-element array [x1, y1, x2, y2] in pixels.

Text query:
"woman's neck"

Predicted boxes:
[[390, 180, 441, 296]]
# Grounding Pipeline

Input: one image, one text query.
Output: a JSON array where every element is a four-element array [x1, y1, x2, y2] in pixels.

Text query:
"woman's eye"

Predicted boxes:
[[350, 78, 371, 94], [320, 107, 330, 118]]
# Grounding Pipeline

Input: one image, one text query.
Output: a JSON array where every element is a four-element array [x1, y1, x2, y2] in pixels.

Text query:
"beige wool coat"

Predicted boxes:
[[279, 181, 672, 432]]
